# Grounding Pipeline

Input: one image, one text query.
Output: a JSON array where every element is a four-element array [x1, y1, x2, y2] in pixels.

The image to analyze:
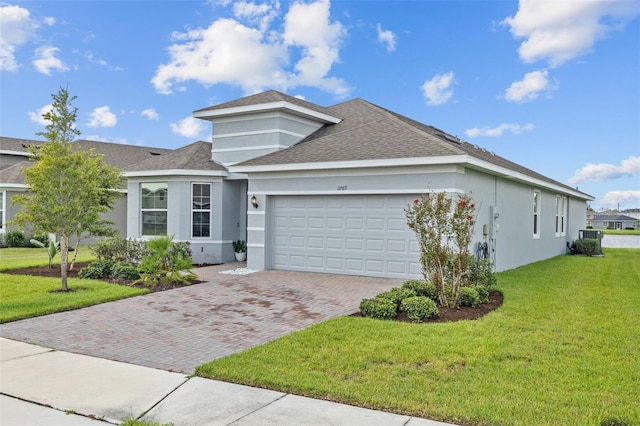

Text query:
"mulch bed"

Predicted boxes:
[[1, 262, 202, 293], [352, 291, 503, 323], [4, 262, 503, 321]]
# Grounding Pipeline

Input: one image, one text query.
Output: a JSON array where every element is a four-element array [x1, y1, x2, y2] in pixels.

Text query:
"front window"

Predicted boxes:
[[141, 182, 167, 236], [0, 192, 4, 231], [533, 190, 540, 239], [192, 183, 211, 238]]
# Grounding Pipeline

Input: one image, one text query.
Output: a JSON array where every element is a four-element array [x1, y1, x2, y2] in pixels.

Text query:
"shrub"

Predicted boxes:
[[400, 296, 439, 321], [169, 240, 192, 260], [469, 257, 496, 288], [137, 236, 195, 285], [79, 259, 116, 279], [600, 417, 629, 426], [91, 237, 151, 264], [359, 297, 397, 320], [402, 280, 436, 299], [377, 287, 417, 308], [573, 238, 599, 256], [460, 287, 481, 307], [5, 230, 26, 247], [474, 285, 490, 304], [111, 262, 140, 281]]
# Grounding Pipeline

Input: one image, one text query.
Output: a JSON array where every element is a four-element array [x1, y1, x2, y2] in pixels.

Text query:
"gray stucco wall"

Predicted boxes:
[[126, 176, 244, 265], [245, 165, 588, 274]]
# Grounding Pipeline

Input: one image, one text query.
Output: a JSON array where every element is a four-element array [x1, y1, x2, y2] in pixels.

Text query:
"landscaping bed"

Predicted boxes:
[[2, 262, 203, 293]]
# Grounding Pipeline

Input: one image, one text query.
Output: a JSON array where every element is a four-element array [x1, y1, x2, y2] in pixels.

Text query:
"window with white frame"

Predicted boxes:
[[555, 196, 567, 237], [141, 182, 168, 236], [192, 183, 211, 238], [0, 191, 4, 232], [533, 190, 541, 239]]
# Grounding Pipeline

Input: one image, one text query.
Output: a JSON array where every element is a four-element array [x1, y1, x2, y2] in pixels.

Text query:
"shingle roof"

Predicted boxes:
[[194, 90, 337, 117], [235, 98, 589, 197], [126, 141, 226, 172], [0, 136, 37, 154], [592, 214, 637, 221], [0, 161, 30, 185], [73, 140, 172, 170]]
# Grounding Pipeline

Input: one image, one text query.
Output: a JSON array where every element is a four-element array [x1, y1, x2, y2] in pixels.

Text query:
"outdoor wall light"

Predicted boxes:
[[251, 194, 259, 209]]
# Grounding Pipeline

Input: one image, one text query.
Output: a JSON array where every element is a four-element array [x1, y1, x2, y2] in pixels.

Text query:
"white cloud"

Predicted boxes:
[[87, 106, 117, 128], [152, 0, 349, 97], [233, 0, 279, 32], [28, 104, 53, 125], [376, 23, 396, 52], [43, 16, 55, 26], [421, 72, 454, 106], [568, 156, 640, 185], [0, 4, 38, 71], [600, 190, 640, 209], [505, 70, 556, 103], [141, 108, 159, 120], [85, 135, 128, 145], [465, 123, 534, 138], [503, 0, 639, 67], [33, 46, 68, 75], [170, 116, 207, 138]]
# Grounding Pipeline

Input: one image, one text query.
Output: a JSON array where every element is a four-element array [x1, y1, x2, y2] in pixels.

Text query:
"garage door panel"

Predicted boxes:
[[270, 195, 420, 278]]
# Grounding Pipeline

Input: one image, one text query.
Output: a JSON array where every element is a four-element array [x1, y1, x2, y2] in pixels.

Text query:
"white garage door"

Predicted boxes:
[[270, 195, 421, 278]]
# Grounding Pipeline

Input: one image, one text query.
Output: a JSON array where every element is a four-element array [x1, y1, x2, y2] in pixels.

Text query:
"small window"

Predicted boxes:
[[533, 190, 540, 239], [141, 182, 167, 236], [0, 191, 4, 231], [192, 183, 211, 238]]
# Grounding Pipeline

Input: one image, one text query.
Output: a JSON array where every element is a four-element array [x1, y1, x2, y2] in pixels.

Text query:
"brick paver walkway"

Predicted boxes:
[[1, 264, 400, 373]]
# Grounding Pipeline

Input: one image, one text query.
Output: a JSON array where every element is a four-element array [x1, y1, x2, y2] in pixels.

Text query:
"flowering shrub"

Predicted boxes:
[[405, 192, 477, 308]]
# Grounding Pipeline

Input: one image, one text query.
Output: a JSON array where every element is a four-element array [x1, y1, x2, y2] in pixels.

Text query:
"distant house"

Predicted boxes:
[[588, 214, 637, 230], [1, 90, 594, 276]]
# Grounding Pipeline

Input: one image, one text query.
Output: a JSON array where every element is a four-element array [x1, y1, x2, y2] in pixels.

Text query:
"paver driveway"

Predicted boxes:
[[1, 264, 401, 373]]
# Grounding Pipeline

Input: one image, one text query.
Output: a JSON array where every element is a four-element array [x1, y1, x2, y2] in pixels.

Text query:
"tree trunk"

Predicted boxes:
[[69, 236, 80, 270], [60, 236, 69, 291]]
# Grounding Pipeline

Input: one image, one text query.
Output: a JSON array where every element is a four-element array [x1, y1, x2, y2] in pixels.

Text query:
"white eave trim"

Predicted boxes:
[[0, 183, 28, 189], [193, 101, 341, 124], [231, 154, 594, 201], [124, 169, 228, 178], [0, 150, 29, 156]]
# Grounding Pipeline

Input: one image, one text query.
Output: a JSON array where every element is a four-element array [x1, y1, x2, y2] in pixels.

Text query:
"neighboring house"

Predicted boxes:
[[1, 90, 594, 277], [587, 215, 637, 230]]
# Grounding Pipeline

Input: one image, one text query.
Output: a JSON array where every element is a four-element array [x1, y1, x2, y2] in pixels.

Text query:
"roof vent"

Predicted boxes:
[[434, 133, 461, 144], [149, 151, 162, 156]]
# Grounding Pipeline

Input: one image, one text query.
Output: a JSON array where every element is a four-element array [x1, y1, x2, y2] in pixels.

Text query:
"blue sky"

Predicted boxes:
[[1, 0, 639, 211]]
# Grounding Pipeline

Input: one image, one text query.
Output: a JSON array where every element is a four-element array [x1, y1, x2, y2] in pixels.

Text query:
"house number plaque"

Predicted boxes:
[[337, 185, 348, 190]]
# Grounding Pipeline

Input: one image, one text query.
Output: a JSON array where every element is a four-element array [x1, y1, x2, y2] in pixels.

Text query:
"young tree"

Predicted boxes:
[[11, 87, 123, 291], [405, 192, 477, 308]]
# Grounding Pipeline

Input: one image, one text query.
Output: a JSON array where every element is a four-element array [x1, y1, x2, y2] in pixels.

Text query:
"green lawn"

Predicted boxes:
[[0, 247, 147, 323], [602, 229, 640, 235], [0, 247, 96, 270], [196, 248, 640, 426]]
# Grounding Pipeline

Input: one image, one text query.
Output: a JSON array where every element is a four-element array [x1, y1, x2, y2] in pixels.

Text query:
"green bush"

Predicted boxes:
[[474, 285, 490, 304], [111, 262, 140, 281], [573, 238, 599, 256], [402, 280, 436, 299], [91, 237, 151, 264], [600, 417, 629, 426], [30, 233, 49, 247], [79, 259, 116, 279], [400, 296, 439, 321], [5, 230, 26, 247], [469, 257, 496, 288], [377, 287, 417, 308], [359, 297, 397, 320], [137, 236, 195, 285], [460, 287, 481, 307]]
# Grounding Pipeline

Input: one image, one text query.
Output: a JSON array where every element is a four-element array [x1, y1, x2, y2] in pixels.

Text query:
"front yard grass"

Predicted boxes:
[[0, 274, 147, 323], [0, 247, 146, 323], [0, 247, 96, 270], [196, 248, 640, 426]]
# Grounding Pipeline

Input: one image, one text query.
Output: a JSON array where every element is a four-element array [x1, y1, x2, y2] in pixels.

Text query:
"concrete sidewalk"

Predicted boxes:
[[0, 338, 454, 426]]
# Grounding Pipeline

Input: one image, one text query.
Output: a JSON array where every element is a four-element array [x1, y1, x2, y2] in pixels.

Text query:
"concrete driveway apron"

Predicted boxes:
[[0, 264, 401, 373]]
